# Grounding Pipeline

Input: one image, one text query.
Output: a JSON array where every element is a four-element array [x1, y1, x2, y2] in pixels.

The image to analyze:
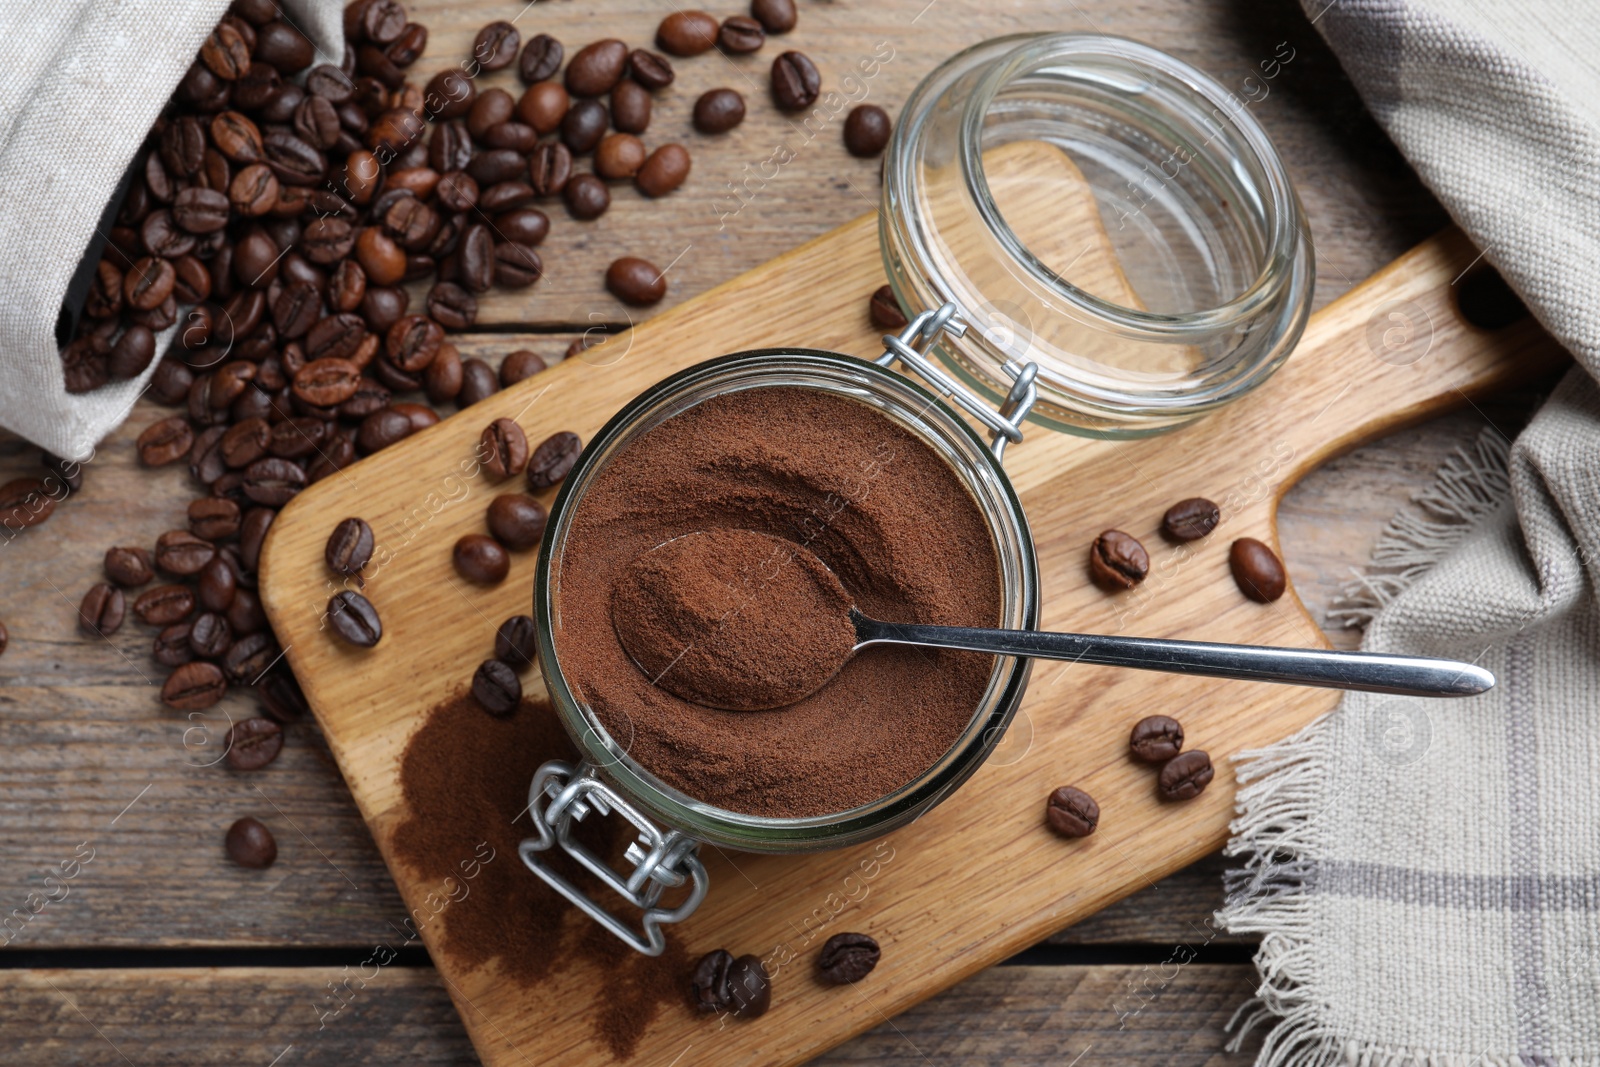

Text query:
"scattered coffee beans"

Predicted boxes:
[[868, 284, 908, 330], [771, 51, 820, 111], [481, 418, 530, 480], [325, 517, 375, 577], [691, 949, 772, 1018], [751, 0, 797, 33], [817, 932, 880, 985], [1162, 497, 1220, 542], [486, 493, 548, 550], [1045, 785, 1099, 837], [472, 657, 521, 715], [595, 133, 648, 179], [564, 39, 628, 96], [327, 590, 382, 647], [657, 11, 719, 56], [1128, 715, 1184, 763], [494, 614, 538, 669], [694, 88, 746, 134], [527, 431, 582, 489], [225, 816, 277, 868], [1088, 530, 1149, 591], [162, 660, 228, 710], [718, 15, 765, 54], [1229, 537, 1286, 602], [635, 143, 691, 197], [843, 104, 891, 157], [78, 583, 126, 637], [605, 257, 667, 306], [226, 716, 284, 771], [453, 533, 510, 585], [519, 34, 563, 84], [1158, 750, 1214, 801]]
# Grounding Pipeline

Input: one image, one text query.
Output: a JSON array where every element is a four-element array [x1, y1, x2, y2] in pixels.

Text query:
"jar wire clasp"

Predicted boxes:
[[875, 302, 1039, 461]]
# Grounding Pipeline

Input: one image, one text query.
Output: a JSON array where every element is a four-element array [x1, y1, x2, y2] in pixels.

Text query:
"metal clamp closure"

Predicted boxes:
[[874, 302, 1039, 461], [519, 760, 708, 956]]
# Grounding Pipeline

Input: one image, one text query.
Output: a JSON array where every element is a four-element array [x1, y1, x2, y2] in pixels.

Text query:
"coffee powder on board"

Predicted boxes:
[[558, 385, 1003, 818]]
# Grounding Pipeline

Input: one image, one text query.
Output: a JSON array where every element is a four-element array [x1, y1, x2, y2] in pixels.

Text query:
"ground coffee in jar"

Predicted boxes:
[[557, 385, 1002, 818]]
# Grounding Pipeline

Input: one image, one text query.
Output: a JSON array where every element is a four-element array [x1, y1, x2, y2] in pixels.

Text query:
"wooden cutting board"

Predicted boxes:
[[258, 139, 1562, 1067]]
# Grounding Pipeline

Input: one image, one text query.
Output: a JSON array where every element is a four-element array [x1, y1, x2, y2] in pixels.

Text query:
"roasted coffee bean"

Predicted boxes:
[[486, 493, 547, 550], [41, 451, 84, 495], [221, 417, 271, 469], [225, 716, 283, 771], [458, 358, 499, 406], [256, 19, 315, 72], [137, 416, 195, 468], [610, 79, 651, 134], [719, 15, 765, 53], [386, 315, 443, 373], [693, 88, 745, 134], [563, 173, 609, 220], [356, 0, 405, 44], [233, 227, 282, 287], [357, 288, 407, 334], [425, 282, 476, 330], [356, 226, 406, 285], [155, 529, 217, 577], [424, 68, 477, 121], [151, 359, 195, 406], [393, 401, 439, 434], [751, 0, 798, 33], [658, 11, 718, 56], [266, 417, 324, 460], [209, 361, 257, 410], [529, 142, 573, 199], [500, 349, 546, 387], [690, 950, 771, 1017], [223, 631, 276, 684], [293, 358, 363, 406], [495, 211, 551, 250], [527, 431, 582, 489], [481, 418, 530, 480], [188, 611, 233, 659], [1158, 750, 1214, 801], [0, 477, 54, 530], [425, 344, 464, 402], [628, 48, 674, 90], [1129, 715, 1184, 763], [427, 121, 472, 174], [453, 533, 509, 585], [241, 457, 306, 506], [467, 86, 515, 139], [517, 80, 569, 134], [817, 933, 881, 984], [868, 284, 908, 330], [160, 116, 207, 177], [434, 170, 478, 214], [1162, 497, 1220, 542], [173, 187, 232, 233], [493, 241, 542, 288], [262, 129, 327, 186], [125, 257, 176, 310], [471, 658, 521, 715], [494, 614, 538, 668], [771, 51, 820, 111], [1045, 785, 1100, 838], [271, 282, 321, 340], [189, 498, 242, 542], [357, 407, 414, 453], [202, 21, 253, 80], [225, 816, 277, 868], [163, 660, 227, 710], [61, 335, 110, 394], [473, 20, 520, 71], [102, 324, 155, 381], [302, 216, 356, 264], [105, 546, 154, 588], [198, 558, 238, 613], [1088, 530, 1149, 591], [239, 508, 274, 573], [86, 260, 123, 318], [153, 622, 195, 667], [326, 517, 374, 577], [844, 104, 892, 157], [1229, 538, 1286, 602], [605, 257, 666, 307], [635, 143, 690, 197], [294, 94, 342, 149], [257, 667, 309, 723], [327, 590, 381, 647], [135, 584, 195, 626], [565, 39, 627, 96], [78, 583, 126, 637], [458, 223, 496, 293], [520, 33, 563, 84]]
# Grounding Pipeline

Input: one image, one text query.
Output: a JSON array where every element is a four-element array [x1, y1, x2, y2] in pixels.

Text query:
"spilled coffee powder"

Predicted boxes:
[[391, 690, 689, 1058], [612, 528, 859, 710], [559, 386, 1002, 817]]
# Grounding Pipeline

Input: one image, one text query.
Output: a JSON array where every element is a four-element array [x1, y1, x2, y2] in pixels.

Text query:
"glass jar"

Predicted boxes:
[[882, 33, 1313, 436]]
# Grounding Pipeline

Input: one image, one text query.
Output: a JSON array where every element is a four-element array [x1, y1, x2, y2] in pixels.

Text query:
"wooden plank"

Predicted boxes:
[[256, 126, 1566, 1067], [0, 963, 1260, 1065]]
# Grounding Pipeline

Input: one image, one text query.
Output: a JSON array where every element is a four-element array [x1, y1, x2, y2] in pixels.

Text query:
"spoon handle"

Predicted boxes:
[[852, 617, 1493, 698]]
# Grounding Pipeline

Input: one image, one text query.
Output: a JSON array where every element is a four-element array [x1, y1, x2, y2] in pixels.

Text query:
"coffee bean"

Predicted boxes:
[[817, 933, 880, 984], [386, 315, 443, 373], [520, 34, 563, 84], [610, 79, 651, 134], [202, 21, 253, 80], [424, 68, 477, 121], [257, 20, 314, 72], [156, 530, 217, 577], [320, 519, 373, 581], [529, 142, 573, 199], [635, 144, 690, 197], [163, 660, 227, 710], [458, 222, 496, 292], [240, 508, 274, 572], [693, 89, 745, 134], [327, 590, 382, 647], [658, 12, 718, 56], [225, 816, 277, 868], [0, 477, 54, 530], [1229, 538, 1286, 602], [1158, 750, 1214, 801], [752, 0, 798, 33], [500, 350, 547, 386], [198, 558, 238, 613], [454, 534, 509, 585], [257, 667, 309, 723], [493, 241, 542, 288], [844, 105, 892, 157], [125, 257, 176, 310], [771, 51, 820, 111], [1088, 530, 1148, 591], [565, 39, 627, 97], [225, 716, 284, 771], [134, 584, 196, 627], [473, 21, 520, 72], [105, 547, 154, 588], [563, 173, 610, 220], [173, 187, 232, 234], [481, 419, 530, 480], [471, 657, 521, 715], [357, 407, 415, 453], [78, 583, 126, 637], [868, 284, 908, 330], [559, 99, 608, 155], [425, 282, 477, 330], [517, 80, 569, 134], [487, 493, 548, 551], [1129, 715, 1184, 763], [494, 614, 538, 668], [189, 498, 242, 542], [719, 16, 765, 53], [1045, 785, 1099, 837], [605, 257, 666, 307], [188, 611, 233, 659], [293, 358, 362, 406], [458, 358, 499, 406], [528, 431, 582, 489], [691, 950, 771, 1017], [223, 632, 277, 683], [425, 344, 464, 402], [1162, 497, 1220, 542], [629, 48, 674, 91], [242, 457, 306, 506], [153, 622, 195, 667], [219, 417, 270, 470]]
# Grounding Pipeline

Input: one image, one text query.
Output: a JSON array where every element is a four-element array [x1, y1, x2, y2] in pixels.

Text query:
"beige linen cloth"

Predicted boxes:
[[0, 0, 342, 461], [1222, 0, 1600, 1064]]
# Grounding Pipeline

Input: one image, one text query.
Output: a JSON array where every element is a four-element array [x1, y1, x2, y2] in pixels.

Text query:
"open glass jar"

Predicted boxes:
[[519, 33, 1313, 955]]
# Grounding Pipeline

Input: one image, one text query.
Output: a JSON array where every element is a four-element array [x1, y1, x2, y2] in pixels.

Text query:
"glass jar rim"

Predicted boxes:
[[957, 33, 1302, 335]]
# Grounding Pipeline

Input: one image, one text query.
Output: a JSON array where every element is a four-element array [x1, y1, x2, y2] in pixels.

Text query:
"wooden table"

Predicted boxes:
[[0, 1, 1552, 1062]]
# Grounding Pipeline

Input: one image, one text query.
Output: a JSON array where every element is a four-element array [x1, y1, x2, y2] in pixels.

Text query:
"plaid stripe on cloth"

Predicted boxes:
[[1221, 1, 1600, 1063]]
